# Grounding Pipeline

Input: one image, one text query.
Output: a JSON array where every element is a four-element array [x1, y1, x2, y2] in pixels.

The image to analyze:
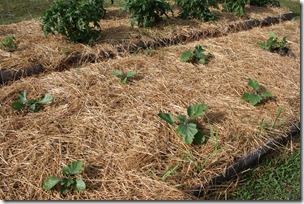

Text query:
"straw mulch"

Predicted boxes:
[[0, 6, 290, 72], [0, 18, 300, 200]]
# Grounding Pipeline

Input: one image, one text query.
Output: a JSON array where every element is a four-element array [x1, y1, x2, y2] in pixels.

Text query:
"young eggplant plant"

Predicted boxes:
[[112, 70, 137, 84], [11, 92, 53, 112], [259, 32, 287, 52], [242, 78, 273, 106], [158, 104, 208, 145], [180, 45, 208, 64], [43, 160, 86, 196]]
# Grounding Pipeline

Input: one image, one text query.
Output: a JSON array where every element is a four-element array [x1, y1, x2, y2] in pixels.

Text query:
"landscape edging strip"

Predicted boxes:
[[189, 121, 300, 198]]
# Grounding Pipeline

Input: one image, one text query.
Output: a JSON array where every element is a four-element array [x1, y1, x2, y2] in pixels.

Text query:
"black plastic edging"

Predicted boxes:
[[190, 121, 300, 198], [0, 12, 293, 85]]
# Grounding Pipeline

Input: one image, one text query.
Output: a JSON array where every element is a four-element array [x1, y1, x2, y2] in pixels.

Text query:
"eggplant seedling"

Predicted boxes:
[[112, 70, 137, 83], [259, 32, 287, 52], [158, 104, 208, 145], [242, 78, 273, 106], [180, 45, 208, 64], [43, 160, 86, 196], [0, 35, 17, 52], [11, 92, 53, 112]]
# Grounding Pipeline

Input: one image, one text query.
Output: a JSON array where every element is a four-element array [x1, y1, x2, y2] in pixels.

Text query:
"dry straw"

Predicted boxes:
[[0, 6, 300, 201]]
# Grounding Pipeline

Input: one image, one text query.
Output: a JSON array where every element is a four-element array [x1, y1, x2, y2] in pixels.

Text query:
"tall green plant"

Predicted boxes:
[[41, 0, 106, 43], [222, 0, 249, 17], [124, 0, 173, 27], [175, 0, 218, 21]]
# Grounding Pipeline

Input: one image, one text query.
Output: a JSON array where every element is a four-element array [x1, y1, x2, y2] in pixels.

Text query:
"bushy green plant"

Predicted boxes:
[[112, 70, 137, 83], [259, 32, 287, 51], [180, 45, 208, 64], [249, 0, 280, 7], [242, 78, 273, 106], [222, 0, 249, 17], [175, 0, 218, 21], [0, 35, 17, 52], [11, 92, 53, 112], [124, 0, 173, 27], [158, 104, 208, 145], [41, 0, 106, 43], [43, 160, 86, 196]]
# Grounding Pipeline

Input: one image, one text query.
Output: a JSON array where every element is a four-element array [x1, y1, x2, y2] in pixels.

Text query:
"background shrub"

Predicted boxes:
[[41, 0, 106, 43], [124, 0, 173, 27]]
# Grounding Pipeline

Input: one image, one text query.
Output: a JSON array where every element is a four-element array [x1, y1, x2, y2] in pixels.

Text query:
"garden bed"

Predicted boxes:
[[0, 18, 300, 200], [0, 6, 292, 85]]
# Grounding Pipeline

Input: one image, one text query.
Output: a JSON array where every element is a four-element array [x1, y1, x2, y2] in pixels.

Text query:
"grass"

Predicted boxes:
[[0, 0, 300, 25], [227, 145, 300, 200]]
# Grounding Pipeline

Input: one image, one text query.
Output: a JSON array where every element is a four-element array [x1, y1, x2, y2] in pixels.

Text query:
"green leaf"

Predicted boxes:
[[177, 114, 187, 122], [261, 91, 273, 98], [248, 78, 260, 91], [193, 131, 205, 145], [177, 123, 198, 145], [73, 178, 86, 191], [259, 42, 270, 51], [39, 93, 53, 104], [59, 185, 69, 195], [187, 104, 208, 118], [120, 77, 128, 84], [61, 178, 75, 187], [18, 92, 28, 104], [242, 93, 262, 106], [112, 70, 122, 76], [43, 176, 61, 190], [158, 112, 175, 125], [126, 71, 136, 77], [30, 103, 38, 111], [180, 50, 192, 62], [198, 57, 206, 64], [63, 160, 83, 175], [269, 31, 277, 39], [11, 101, 26, 110]]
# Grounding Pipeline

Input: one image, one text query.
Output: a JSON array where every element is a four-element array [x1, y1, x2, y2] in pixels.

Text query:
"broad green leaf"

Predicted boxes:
[[43, 176, 61, 190], [269, 32, 277, 39], [63, 160, 83, 175], [158, 112, 175, 125], [198, 57, 206, 64], [187, 104, 208, 118], [29, 103, 38, 111], [39, 93, 53, 104], [126, 71, 136, 77], [11, 101, 26, 110], [177, 123, 198, 145], [248, 78, 260, 91], [243, 93, 262, 106], [177, 114, 187, 122], [112, 70, 122, 76], [120, 77, 128, 84], [194, 45, 204, 53], [261, 91, 273, 98], [73, 178, 86, 191], [180, 50, 192, 62], [61, 178, 75, 187], [193, 131, 205, 145], [259, 42, 270, 51], [18, 92, 28, 104]]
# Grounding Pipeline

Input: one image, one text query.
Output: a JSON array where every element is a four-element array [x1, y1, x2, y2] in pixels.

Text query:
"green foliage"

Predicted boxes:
[[249, 0, 280, 7], [180, 45, 208, 64], [43, 160, 86, 196], [222, 0, 249, 17], [175, 0, 218, 21], [112, 70, 137, 83], [242, 78, 273, 106], [41, 0, 106, 43], [158, 104, 208, 145], [11, 92, 53, 112], [124, 0, 173, 27], [0, 35, 17, 52], [259, 32, 287, 51]]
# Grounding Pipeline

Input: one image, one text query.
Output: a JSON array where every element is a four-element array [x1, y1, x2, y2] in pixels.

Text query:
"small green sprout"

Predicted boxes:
[[0, 35, 17, 52], [158, 104, 208, 145], [242, 78, 273, 106], [11, 92, 53, 112], [43, 160, 86, 196], [259, 32, 287, 52], [180, 45, 208, 64], [112, 70, 137, 83]]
